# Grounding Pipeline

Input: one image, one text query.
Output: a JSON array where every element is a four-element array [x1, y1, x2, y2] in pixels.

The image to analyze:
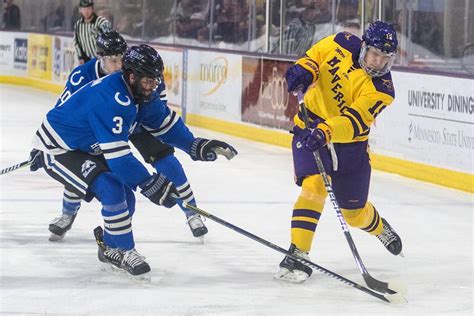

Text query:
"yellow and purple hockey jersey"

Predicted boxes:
[[293, 32, 395, 143]]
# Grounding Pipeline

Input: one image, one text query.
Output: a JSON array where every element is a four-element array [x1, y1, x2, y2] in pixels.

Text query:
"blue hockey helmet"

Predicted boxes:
[[96, 30, 127, 57], [362, 20, 398, 54], [359, 21, 398, 77]]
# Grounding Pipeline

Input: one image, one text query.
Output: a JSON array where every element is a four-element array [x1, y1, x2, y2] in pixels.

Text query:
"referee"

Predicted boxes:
[[73, 0, 111, 64]]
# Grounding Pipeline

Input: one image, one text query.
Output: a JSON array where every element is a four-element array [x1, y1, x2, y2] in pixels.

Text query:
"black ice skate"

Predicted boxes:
[[94, 226, 123, 270], [98, 246, 123, 269], [49, 213, 77, 241], [274, 244, 313, 283], [376, 218, 403, 256], [187, 214, 208, 238], [121, 249, 151, 277], [93, 226, 150, 280]]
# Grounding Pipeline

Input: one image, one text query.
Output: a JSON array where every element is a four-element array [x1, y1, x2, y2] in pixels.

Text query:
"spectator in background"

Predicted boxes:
[[115, 14, 140, 38], [139, 6, 170, 39], [335, 0, 360, 36], [41, 0, 65, 31], [2, 0, 20, 30], [96, 6, 114, 27], [170, 0, 209, 39], [214, 0, 246, 43], [413, 7, 443, 56], [281, 0, 332, 55], [71, 4, 80, 29], [51, 0, 66, 28], [73, 0, 111, 64], [341, 21, 361, 36], [336, 0, 358, 24]]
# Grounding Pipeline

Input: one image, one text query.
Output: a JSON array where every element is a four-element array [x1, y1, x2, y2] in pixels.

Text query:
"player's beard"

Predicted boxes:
[[131, 82, 155, 104]]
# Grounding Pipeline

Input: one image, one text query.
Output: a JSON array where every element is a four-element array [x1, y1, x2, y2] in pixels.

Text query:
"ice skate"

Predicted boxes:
[[98, 245, 124, 273], [187, 214, 208, 239], [376, 218, 403, 256], [121, 249, 151, 282], [48, 213, 77, 241], [94, 226, 124, 273], [274, 244, 313, 284]]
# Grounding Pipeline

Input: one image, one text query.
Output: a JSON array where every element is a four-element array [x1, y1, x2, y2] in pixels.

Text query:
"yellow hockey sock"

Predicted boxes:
[[341, 202, 383, 235], [291, 175, 327, 252]]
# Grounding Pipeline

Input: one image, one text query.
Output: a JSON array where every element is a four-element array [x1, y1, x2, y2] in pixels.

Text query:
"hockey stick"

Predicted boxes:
[[295, 90, 400, 295], [0, 160, 31, 175], [184, 203, 404, 303]]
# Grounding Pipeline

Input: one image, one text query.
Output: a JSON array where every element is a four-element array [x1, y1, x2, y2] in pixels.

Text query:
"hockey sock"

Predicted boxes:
[[91, 173, 135, 250], [125, 187, 136, 217], [62, 188, 81, 215], [152, 155, 196, 217], [291, 175, 327, 252], [342, 202, 383, 235]]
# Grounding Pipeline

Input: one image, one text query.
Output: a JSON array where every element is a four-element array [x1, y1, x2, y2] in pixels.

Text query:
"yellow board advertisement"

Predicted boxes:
[[27, 34, 52, 80]]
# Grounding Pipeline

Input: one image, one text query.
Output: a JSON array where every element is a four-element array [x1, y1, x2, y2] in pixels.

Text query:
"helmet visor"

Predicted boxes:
[[359, 44, 396, 77]]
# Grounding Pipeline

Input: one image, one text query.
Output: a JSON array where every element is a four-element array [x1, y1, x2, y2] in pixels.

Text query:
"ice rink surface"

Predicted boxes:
[[0, 84, 472, 315]]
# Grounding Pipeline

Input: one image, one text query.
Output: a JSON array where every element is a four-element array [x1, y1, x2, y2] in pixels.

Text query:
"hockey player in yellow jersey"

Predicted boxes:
[[275, 21, 403, 283]]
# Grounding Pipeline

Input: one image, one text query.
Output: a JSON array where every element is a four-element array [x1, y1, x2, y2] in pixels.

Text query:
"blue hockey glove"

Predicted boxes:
[[285, 58, 319, 93], [190, 138, 238, 161], [28, 149, 43, 172], [139, 173, 178, 208], [301, 127, 328, 152]]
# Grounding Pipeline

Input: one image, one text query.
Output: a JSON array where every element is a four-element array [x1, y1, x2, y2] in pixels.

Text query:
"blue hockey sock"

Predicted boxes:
[[90, 173, 135, 250], [62, 188, 81, 216], [152, 155, 196, 217], [125, 187, 136, 217], [102, 202, 134, 250]]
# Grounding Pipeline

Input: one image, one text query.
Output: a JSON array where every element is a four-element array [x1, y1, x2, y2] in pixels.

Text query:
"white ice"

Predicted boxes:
[[0, 84, 472, 315]]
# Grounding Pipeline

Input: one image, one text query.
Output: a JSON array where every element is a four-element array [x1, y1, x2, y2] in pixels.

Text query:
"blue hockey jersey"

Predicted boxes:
[[50, 57, 195, 155], [33, 72, 180, 189], [55, 58, 101, 107], [55, 58, 170, 109]]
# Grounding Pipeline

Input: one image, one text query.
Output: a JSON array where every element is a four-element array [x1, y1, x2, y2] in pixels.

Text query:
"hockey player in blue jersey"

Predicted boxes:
[[41, 31, 215, 242], [30, 45, 237, 278]]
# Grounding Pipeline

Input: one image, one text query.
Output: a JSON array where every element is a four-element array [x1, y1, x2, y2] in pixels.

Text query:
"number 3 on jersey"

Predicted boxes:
[[112, 116, 123, 134]]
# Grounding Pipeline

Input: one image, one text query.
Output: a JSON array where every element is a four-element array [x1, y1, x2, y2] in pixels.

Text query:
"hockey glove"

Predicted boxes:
[[28, 149, 43, 172], [139, 173, 178, 208], [190, 138, 238, 161], [300, 124, 332, 151], [285, 58, 319, 93]]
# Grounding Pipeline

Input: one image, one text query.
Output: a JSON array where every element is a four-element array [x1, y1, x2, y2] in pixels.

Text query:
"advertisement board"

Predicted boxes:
[[0, 32, 28, 76], [27, 34, 52, 80], [187, 50, 242, 121], [370, 71, 473, 174], [242, 57, 298, 131], [0, 32, 14, 73], [13, 36, 28, 73], [152, 45, 184, 109], [52, 36, 77, 84]]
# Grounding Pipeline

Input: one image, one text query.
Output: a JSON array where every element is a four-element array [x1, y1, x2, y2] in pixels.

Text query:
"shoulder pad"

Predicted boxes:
[[371, 72, 395, 98], [334, 32, 362, 55]]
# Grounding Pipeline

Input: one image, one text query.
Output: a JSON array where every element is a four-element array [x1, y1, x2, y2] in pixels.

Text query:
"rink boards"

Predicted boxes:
[[0, 30, 472, 192]]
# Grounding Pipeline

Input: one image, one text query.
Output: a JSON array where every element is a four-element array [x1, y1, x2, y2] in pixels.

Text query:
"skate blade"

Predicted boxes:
[[398, 251, 405, 258], [100, 262, 125, 274], [49, 233, 65, 242], [273, 268, 309, 284], [128, 272, 151, 283]]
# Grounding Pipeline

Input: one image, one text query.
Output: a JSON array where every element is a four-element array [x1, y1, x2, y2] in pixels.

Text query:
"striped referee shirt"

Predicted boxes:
[[73, 13, 111, 61]]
